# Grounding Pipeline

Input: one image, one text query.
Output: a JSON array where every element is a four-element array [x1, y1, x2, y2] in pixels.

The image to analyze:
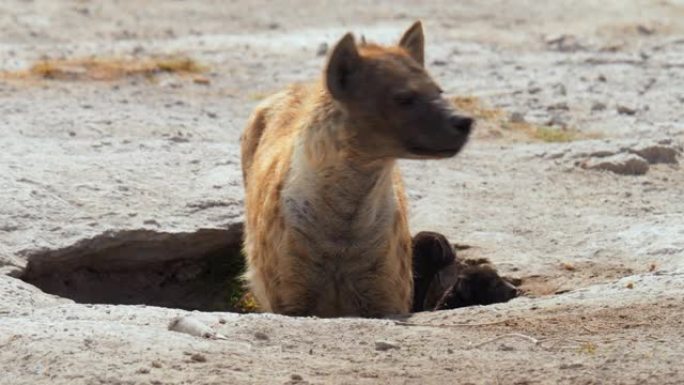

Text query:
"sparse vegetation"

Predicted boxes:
[[578, 341, 598, 355], [248, 91, 271, 101], [533, 126, 580, 143], [1, 55, 207, 81], [452, 96, 597, 142], [452, 96, 506, 122], [199, 247, 255, 312]]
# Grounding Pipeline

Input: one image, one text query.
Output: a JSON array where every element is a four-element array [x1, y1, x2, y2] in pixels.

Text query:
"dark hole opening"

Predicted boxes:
[[20, 223, 250, 312]]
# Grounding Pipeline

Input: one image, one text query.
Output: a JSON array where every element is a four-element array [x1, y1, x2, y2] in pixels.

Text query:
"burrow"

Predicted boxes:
[[18, 223, 247, 312], [14, 223, 641, 312]]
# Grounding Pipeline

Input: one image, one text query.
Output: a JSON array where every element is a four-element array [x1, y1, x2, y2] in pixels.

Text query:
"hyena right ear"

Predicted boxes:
[[399, 21, 425, 67], [326, 33, 361, 101]]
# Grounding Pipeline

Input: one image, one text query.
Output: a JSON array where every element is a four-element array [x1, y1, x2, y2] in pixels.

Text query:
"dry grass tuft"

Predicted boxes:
[[533, 126, 581, 143], [452, 96, 596, 143], [452, 96, 506, 122], [231, 292, 260, 313], [248, 91, 271, 101], [1, 55, 207, 81]]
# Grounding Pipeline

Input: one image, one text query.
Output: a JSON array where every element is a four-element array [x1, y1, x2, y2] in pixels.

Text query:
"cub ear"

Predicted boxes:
[[326, 33, 361, 101], [399, 21, 425, 66]]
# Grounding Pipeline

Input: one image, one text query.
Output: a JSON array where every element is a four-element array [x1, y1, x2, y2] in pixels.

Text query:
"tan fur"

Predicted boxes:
[[240, 22, 469, 317], [241, 83, 412, 317]]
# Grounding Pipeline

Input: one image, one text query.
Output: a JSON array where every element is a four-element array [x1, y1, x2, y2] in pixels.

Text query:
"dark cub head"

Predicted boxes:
[[411, 231, 457, 312], [325, 21, 473, 159], [412, 231, 456, 276], [435, 264, 518, 310]]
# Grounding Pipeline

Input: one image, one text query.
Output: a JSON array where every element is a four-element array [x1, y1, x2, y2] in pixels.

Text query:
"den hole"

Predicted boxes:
[[19, 224, 254, 312], [16, 225, 638, 313]]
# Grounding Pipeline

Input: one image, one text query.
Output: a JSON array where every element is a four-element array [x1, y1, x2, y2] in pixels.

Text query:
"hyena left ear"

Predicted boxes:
[[399, 21, 425, 67]]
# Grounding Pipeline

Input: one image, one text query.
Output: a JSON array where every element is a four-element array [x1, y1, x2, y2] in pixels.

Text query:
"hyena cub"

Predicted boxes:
[[240, 21, 473, 317], [411, 231, 519, 312]]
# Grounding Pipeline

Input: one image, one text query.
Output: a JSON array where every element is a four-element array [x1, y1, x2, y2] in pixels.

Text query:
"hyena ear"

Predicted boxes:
[[326, 33, 361, 101], [399, 21, 425, 67]]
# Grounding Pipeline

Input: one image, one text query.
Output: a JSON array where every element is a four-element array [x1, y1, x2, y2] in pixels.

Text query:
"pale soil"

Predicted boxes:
[[1, 1, 683, 384]]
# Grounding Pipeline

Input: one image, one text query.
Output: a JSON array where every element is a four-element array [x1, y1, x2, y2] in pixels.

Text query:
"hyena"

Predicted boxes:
[[240, 21, 473, 317], [411, 232, 518, 312]]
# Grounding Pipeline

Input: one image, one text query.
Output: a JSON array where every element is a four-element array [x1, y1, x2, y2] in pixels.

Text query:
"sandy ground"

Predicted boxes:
[[1, 0, 683, 384]]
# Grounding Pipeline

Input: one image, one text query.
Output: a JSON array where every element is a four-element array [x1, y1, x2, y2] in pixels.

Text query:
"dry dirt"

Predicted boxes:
[[1, 0, 684, 384]]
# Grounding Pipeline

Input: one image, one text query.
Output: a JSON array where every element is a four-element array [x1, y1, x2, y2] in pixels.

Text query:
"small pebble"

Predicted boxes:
[[190, 353, 207, 363], [591, 101, 606, 111], [374, 340, 400, 351], [192, 75, 210, 85], [316, 43, 329, 57], [547, 102, 569, 111], [254, 331, 269, 340], [509, 112, 526, 123], [498, 344, 515, 351], [168, 315, 219, 339], [547, 114, 567, 128], [581, 153, 649, 175], [528, 86, 542, 94], [553, 83, 567, 96], [617, 105, 637, 115]]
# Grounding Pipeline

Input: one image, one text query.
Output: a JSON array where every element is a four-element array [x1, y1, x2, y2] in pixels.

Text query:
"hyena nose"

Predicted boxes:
[[449, 115, 474, 135]]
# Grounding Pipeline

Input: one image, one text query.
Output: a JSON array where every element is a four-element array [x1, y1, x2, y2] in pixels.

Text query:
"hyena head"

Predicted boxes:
[[325, 21, 473, 159]]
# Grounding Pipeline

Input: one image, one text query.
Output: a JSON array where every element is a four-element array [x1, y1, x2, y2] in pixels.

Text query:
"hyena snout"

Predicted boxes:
[[448, 115, 474, 135], [409, 111, 473, 158]]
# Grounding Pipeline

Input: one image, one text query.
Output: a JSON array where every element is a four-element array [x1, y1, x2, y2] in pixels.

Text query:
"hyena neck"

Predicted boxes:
[[285, 92, 398, 242]]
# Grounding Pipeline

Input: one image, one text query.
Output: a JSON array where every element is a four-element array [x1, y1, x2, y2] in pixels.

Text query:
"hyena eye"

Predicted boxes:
[[393, 91, 418, 107]]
